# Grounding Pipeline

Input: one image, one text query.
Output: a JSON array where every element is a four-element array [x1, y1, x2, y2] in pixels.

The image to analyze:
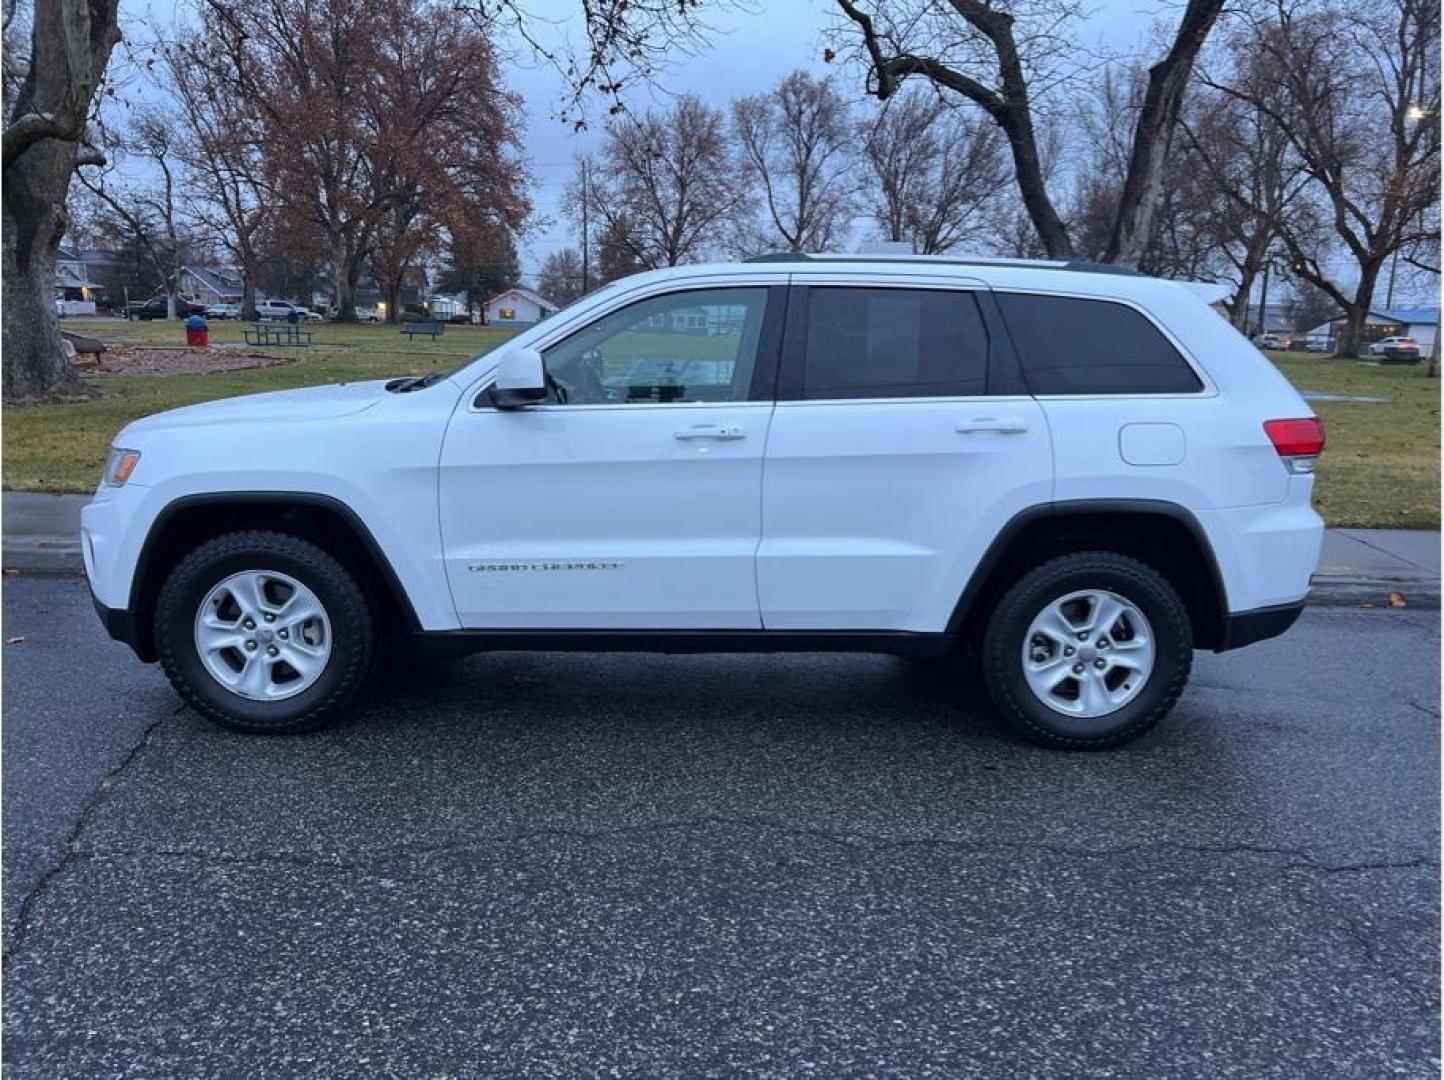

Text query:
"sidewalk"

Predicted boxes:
[[2, 491, 1439, 606]]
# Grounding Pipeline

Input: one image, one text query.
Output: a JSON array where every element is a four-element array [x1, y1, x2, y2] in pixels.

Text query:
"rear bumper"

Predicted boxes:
[[1214, 601, 1304, 652], [91, 590, 154, 662]]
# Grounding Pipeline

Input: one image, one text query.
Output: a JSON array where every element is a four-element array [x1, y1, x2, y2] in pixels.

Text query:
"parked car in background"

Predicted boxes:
[[84, 255, 1325, 751], [1300, 336, 1332, 353], [256, 299, 322, 322], [127, 296, 199, 321], [1368, 336, 1421, 362], [354, 307, 381, 322], [205, 303, 241, 320], [1254, 333, 1291, 350]]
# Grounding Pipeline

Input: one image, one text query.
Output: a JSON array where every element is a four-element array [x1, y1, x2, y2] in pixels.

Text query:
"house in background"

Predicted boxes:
[[54, 246, 100, 315], [483, 286, 555, 326], [179, 266, 246, 308], [1303, 306, 1440, 354], [1240, 302, 1297, 335], [360, 266, 429, 320], [430, 294, 471, 320]]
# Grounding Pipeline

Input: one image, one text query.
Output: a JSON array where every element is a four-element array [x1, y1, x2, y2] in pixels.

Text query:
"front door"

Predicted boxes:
[[439, 285, 784, 629]]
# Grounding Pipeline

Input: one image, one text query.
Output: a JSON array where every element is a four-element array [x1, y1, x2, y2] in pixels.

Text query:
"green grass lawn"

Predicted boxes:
[[4, 318, 518, 493], [3, 325, 1438, 528], [1267, 351, 1440, 529]]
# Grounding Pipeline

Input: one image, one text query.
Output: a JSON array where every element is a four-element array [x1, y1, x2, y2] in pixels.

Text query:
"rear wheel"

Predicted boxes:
[[981, 552, 1192, 750], [154, 531, 376, 734]]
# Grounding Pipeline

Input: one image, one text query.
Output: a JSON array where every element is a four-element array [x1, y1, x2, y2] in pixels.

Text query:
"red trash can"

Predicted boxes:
[[184, 313, 209, 347]]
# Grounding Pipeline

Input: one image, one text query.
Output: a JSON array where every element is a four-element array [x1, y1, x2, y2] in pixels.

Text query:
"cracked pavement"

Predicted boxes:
[[3, 576, 1439, 1076]]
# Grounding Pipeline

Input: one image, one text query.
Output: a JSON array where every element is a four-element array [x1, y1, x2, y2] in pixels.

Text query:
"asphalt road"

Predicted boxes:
[[2, 575, 1438, 1077]]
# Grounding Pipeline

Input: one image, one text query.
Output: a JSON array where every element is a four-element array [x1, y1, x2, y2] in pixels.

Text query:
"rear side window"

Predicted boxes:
[[801, 288, 989, 399], [995, 293, 1202, 395]]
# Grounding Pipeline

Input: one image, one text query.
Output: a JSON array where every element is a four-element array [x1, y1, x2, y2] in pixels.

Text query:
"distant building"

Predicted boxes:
[[1241, 302, 1297, 335], [1303, 306, 1440, 354], [54, 247, 100, 314], [361, 266, 429, 319], [483, 286, 556, 326], [179, 266, 246, 308]]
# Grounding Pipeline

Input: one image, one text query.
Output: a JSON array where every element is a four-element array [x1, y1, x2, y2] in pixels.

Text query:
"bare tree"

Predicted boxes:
[[861, 85, 1010, 254], [1180, 53, 1312, 329], [467, 0, 742, 129], [1220, 0, 1440, 356], [165, 46, 272, 320], [732, 70, 856, 254], [3, 0, 122, 399], [537, 247, 586, 306], [77, 109, 189, 318], [575, 96, 740, 269], [833, 0, 1224, 264]]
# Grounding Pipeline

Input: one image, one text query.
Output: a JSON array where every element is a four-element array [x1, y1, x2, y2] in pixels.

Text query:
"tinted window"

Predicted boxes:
[[542, 288, 767, 405], [801, 288, 989, 399], [996, 293, 1202, 395]]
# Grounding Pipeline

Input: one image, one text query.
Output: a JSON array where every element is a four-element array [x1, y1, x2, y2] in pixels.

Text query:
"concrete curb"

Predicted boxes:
[[1308, 578, 1441, 610], [2, 540, 84, 575]]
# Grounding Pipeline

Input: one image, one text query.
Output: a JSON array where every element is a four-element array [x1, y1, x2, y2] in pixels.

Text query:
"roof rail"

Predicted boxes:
[[1059, 260, 1145, 277], [743, 251, 1146, 276]]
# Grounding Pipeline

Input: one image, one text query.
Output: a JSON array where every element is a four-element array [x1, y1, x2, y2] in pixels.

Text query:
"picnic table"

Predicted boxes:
[[245, 322, 313, 347]]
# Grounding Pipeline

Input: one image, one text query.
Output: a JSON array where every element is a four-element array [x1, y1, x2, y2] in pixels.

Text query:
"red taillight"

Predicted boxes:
[[1264, 417, 1325, 464]]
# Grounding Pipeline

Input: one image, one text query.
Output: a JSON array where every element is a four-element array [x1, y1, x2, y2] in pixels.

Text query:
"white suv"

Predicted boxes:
[[255, 299, 321, 321], [82, 256, 1325, 749]]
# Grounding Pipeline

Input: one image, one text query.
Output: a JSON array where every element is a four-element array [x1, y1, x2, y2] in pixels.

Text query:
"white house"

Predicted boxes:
[[54, 246, 99, 315], [1304, 306, 1440, 354], [484, 287, 556, 326]]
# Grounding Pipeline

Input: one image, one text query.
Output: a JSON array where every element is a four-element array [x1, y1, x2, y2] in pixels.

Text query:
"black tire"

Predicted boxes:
[[154, 530, 377, 734], [981, 551, 1192, 751]]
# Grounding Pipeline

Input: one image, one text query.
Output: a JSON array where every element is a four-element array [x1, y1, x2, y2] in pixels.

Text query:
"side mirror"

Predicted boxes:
[[486, 346, 547, 409]]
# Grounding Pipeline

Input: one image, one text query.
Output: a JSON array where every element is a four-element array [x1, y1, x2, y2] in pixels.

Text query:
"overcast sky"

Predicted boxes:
[[115, 0, 1424, 303], [501, 0, 1162, 281]]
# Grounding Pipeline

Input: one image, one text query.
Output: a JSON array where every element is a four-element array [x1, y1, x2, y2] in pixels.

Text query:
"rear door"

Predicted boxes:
[[757, 275, 1053, 632]]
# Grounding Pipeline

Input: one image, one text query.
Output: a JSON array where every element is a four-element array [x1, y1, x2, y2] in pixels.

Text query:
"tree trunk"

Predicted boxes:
[[996, 117, 1072, 259], [1335, 261, 1383, 358], [2, 138, 89, 400], [385, 280, 400, 324], [1229, 263, 1259, 330], [1102, 0, 1224, 265], [241, 278, 257, 322], [332, 249, 359, 322]]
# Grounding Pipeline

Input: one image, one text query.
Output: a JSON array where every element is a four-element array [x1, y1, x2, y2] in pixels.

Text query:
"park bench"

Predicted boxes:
[[245, 322, 313, 347], [401, 321, 444, 340]]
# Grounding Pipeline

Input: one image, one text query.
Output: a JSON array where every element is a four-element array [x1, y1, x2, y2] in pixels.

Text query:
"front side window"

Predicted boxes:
[[542, 288, 767, 405], [995, 292, 1203, 395], [800, 287, 990, 399]]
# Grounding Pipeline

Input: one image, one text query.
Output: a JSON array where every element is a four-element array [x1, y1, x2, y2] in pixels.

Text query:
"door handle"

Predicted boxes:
[[956, 417, 1029, 435], [673, 425, 746, 441]]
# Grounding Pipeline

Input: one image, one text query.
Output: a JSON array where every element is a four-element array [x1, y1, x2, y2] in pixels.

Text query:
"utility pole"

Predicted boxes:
[[580, 159, 591, 295], [1257, 260, 1270, 338]]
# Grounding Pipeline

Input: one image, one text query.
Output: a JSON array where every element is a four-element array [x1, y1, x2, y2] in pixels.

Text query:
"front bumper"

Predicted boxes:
[[90, 590, 154, 661], [1215, 601, 1304, 652]]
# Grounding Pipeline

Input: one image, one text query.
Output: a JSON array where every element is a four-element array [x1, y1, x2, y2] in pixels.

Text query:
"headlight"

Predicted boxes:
[[104, 447, 142, 486]]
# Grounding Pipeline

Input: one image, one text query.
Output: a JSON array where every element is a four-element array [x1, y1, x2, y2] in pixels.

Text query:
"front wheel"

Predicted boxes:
[[154, 531, 377, 734], [981, 552, 1192, 750]]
